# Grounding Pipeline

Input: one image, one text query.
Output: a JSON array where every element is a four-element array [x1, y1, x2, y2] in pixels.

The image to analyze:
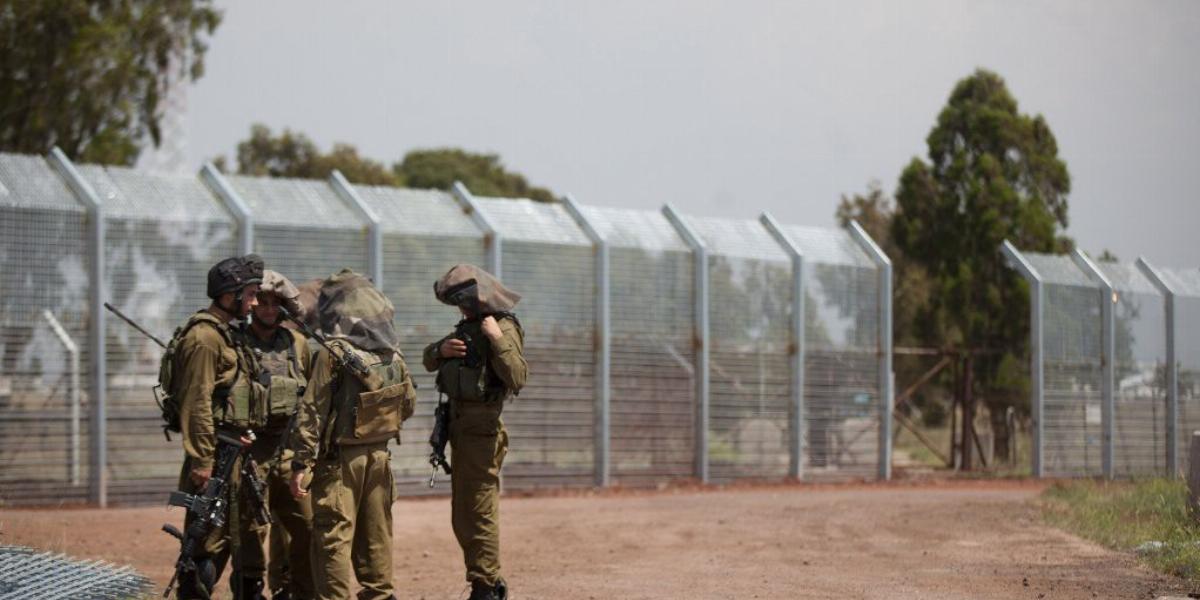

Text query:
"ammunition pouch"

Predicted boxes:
[[267, 374, 304, 421], [435, 359, 491, 402], [344, 380, 415, 443], [216, 375, 268, 429]]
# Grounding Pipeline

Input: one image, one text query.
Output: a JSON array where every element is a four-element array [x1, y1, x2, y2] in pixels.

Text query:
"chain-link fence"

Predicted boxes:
[[0, 150, 893, 506], [1003, 242, 1198, 479]]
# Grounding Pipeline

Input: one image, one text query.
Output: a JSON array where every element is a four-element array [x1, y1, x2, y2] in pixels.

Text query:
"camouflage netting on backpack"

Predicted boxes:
[[317, 269, 402, 354]]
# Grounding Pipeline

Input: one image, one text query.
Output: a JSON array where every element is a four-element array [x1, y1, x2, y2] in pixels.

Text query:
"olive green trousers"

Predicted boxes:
[[263, 442, 313, 598], [450, 399, 509, 587], [308, 442, 395, 600]]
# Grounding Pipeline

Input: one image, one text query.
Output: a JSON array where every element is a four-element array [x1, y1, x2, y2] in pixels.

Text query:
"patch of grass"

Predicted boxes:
[[1043, 478, 1200, 580]]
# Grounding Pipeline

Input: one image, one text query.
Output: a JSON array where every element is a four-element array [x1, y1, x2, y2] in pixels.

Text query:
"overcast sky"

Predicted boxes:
[[185, 0, 1200, 268]]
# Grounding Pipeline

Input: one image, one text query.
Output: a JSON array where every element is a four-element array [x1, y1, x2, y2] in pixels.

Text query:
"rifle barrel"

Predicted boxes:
[[104, 302, 168, 349]]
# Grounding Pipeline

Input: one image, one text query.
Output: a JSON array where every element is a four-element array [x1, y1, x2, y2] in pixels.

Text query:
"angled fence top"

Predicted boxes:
[[475, 196, 591, 245], [78, 164, 231, 223], [579, 205, 689, 251], [1022, 252, 1097, 287], [1160, 267, 1200, 297], [785, 224, 874, 267], [227, 174, 366, 229], [352, 185, 481, 237], [687, 215, 790, 262], [1098, 262, 1162, 296], [0, 154, 82, 211]]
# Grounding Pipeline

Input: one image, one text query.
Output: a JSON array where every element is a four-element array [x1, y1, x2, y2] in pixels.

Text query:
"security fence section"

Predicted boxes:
[[0, 150, 892, 506], [1003, 242, 1199, 479]]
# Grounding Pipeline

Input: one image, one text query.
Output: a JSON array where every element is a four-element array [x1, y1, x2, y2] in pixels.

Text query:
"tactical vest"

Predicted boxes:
[[434, 314, 521, 402], [162, 312, 267, 435], [246, 328, 308, 432], [326, 340, 415, 446]]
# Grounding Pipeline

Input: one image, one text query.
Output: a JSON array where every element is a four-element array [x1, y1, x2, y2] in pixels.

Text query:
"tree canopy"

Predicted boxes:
[[228, 124, 559, 201], [889, 68, 1073, 425], [0, 0, 221, 164]]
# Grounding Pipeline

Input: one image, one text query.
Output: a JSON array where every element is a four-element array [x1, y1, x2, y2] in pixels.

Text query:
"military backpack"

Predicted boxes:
[[156, 312, 266, 439]]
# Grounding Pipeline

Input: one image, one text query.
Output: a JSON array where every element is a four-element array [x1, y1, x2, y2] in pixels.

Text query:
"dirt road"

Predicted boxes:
[[0, 480, 1190, 599]]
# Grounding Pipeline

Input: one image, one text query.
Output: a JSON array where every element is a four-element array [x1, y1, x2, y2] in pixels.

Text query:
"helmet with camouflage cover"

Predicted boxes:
[[433, 264, 521, 315]]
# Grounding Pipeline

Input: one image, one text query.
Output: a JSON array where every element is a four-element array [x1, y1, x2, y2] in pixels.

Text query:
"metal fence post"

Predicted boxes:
[[759, 213, 806, 480], [200, 162, 254, 255], [329, 171, 384, 288], [451, 182, 502, 279], [42, 310, 80, 486], [1001, 241, 1045, 477], [1137, 257, 1179, 476], [848, 221, 893, 481], [47, 147, 107, 507], [1073, 250, 1116, 480], [561, 195, 610, 487], [662, 204, 709, 484]]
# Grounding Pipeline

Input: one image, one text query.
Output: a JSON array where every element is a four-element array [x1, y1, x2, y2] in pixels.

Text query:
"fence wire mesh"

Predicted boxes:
[[0, 155, 92, 505], [1098, 262, 1168, 477], [353, 184, 487, 494], [687, 216, 792, 482], [228, 175, 370, 282], [1161, 267, 1200, 474], [582, 206, 696, 485], [0, 151, 893, 505], [788, 225, 883, 481], [475, 197, 597, 488], [79, 164, 240, 503], [1023, 253, 1105, 477]]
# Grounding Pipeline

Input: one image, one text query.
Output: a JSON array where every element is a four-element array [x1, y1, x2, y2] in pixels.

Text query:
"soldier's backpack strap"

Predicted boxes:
[[159, 312, 240, 439], [284, 329, 303, 379]]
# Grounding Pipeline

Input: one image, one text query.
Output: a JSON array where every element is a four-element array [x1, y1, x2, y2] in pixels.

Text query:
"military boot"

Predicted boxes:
[[468, 580, 499, 600], [237, 576, 267, 600], [468, 580, 508, 600]]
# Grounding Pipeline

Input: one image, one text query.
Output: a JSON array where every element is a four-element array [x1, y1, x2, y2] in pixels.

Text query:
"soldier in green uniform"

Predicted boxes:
[[173, 254, 265, 600], [423, 264, 527, 600], [242, 270, 314, 600], [288, 269, 417, 600]]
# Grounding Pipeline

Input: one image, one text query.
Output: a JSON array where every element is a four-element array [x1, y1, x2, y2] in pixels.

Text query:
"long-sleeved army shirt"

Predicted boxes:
[[175, 312, 241, 471], [422, 317, 527, 395]]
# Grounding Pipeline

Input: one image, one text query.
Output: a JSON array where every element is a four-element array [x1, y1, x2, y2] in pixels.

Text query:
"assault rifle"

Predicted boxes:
[[161, 430, 270, 598], [277, 305, 380, 391], [428, 397, 452, 486], [104, 302, 167, 349]]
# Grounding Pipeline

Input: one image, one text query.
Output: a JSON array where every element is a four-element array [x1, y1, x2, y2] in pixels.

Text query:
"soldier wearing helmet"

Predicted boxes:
[[172, 254, 266, 599]]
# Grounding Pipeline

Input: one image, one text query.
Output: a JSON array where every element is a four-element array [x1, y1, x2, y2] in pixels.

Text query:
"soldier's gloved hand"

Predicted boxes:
[[190, 466, 213, 488], [289, 469, 308, 499], [439, 338, 467, 358], [480, 316, 502, 342]]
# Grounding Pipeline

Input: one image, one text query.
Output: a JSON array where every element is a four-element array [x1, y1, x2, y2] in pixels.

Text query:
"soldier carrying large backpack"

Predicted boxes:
[[288, 269, 417, 600]]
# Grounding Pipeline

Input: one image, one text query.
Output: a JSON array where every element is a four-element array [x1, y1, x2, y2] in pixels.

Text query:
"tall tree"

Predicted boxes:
[[228, 125, 560, 201], [234, 124, 398, 186], [0, 0, 221, 164], [394, 149, 557, 202], [891, 69, 1073, 460]]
